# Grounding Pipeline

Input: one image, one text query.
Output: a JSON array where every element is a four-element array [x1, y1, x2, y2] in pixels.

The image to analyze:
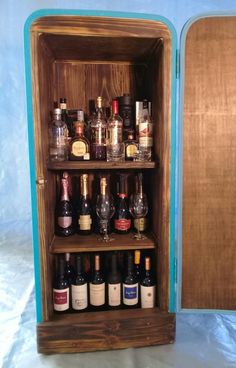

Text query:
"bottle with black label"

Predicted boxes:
[[107, 253, 122, 309], [71, 254, 88, 311], [77, 174, 92, 235], [123, 252, 138, 308], [53, 257, 69, 312], [140, 256, 156, 309], [89, 254, 105, 309], [114, 174, 131, 234]]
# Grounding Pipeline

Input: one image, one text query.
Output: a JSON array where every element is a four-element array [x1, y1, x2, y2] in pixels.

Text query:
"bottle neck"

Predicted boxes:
[[65, 252, 70, 263], [81, 175, 89, 198], [58, 258, 65, 277], [94, 255, 100, 272], [76, 255, 82, 275], [111, 254, 118, 273], [145, 257, 151, 273], [134, 250, 141, 266], [137, 173, 143, 196], [118, 175, 127, 198], [127, 255, 134, 274], [60, 178, 69, 201], [100, 178, 107, 196], [53, 113, 62, 121], [111, 99, 119, 115]]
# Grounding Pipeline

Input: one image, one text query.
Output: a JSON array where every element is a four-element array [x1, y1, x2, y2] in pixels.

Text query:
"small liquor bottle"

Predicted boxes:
[[138, 100, 153, 161], [124, 130, 138, 161], [69, 111, 90, 161], [114, 174, 131, 234], [90, 96, 107, 160], [107, 253, 122, 309], [55, 177, 75, 237], [53, 257, 69, 312], [49, 108, 68, 162], [89, 254, 105, 309], [123, 252, 139, 308], [71, 254, 88, 311], [140, 256, 156, 308], [77, 174, 92, 235], [107, 99, 124, 161], [59, 97, 73, 138]]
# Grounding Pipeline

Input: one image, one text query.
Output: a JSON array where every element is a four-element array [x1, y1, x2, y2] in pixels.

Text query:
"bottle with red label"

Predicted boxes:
[[55, 175, 75, 237], [114, 174, 131, 234], [53, 257, 70, 312]]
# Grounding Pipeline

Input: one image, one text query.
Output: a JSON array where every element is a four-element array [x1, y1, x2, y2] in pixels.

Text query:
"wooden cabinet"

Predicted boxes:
[[24, 10, 236, 354]]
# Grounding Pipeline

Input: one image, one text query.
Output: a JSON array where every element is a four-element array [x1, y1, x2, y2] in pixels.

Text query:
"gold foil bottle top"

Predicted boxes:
[[80, 174, 89, 197], [97, 96, 103, 109], [145, 256, 151, 271], [134, 250, 141, 265], [65, 252, 70, 262], [95, 254, 100, 271], [100, 177, 107, 195]]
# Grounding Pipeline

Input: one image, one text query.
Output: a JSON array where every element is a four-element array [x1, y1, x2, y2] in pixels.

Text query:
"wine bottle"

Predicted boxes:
[[89, 254, 105, 308], [71, 254, 88, 311], [134, 250, 141, 281], [55, 176, 75, 237], [107, 253, 121, 308], [123, 252, 138, 307], [114, 174, 131, 234], [140, 256, 156, 308], [77, 174, 92, 235], [64, 253, 75, 286], [53, 257, 69, 312]]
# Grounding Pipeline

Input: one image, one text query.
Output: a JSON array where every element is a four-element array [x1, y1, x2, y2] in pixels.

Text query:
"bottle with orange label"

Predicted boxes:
[[69, 110, 90, 160]]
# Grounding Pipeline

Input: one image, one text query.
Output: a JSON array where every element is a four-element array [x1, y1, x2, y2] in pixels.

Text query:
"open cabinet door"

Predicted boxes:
[[181, 16, 236, 310]]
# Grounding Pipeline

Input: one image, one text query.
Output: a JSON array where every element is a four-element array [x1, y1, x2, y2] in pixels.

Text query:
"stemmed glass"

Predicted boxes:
[[129, 173, 148, 240], [96, 178, 115, 242]]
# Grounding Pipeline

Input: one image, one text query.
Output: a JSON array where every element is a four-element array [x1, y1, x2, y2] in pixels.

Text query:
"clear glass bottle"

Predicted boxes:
[[137, 101, 153, 161], [124, 130, 138, 161], [90, 96, 107, 160], [107, 99, 124, 161], [59, 97, 73, 140], [69, 110, 90, 160], [49, 108, 68, 161]]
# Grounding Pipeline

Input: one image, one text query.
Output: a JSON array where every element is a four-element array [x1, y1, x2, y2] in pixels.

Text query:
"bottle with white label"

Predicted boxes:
[[53, 257, 69, 312], [107, 253, 121, 309], [71, 254, 88, 311], [90, 254, 105, 309], [123, 252, 139, 308], [77, 174, 92, 235], [140, 256, 156, 309]]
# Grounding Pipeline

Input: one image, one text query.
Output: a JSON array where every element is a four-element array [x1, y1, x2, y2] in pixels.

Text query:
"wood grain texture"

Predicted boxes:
[[182, 17, 236, 310], [37, 309, 175, 353], [47, 160, 156, 170], [50, 232, 156, 253]]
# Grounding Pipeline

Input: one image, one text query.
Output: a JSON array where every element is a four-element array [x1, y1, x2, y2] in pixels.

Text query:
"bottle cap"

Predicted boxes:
[[54, 108, 62, 115], [119, 93, 132, 105], [145, 256, 151, 271], [134, 250, 141, 264], [60, 97, 67, 103], [97, 96, 103, 108]]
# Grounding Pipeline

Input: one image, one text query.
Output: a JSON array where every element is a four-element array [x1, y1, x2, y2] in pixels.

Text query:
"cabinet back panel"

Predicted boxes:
[[182, 17, 236, 310]]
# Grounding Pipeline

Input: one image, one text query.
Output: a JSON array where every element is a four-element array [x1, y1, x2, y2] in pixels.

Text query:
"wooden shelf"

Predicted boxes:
[[47, 160, 156, 171], [50, 232, 156, 253]]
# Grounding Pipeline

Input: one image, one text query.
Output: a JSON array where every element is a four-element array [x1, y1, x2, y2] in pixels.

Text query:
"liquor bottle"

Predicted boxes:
[[90, 96, 107, 160], [118, 93, 134, 138], [123, 252, 139, 307], [49, 108, 68, 161], [133, 173, 148, 234], [59, 97, 74, 141], [69, 111, 90, 161], [138, 100, 153, 161], [107, 253, 122, 308], [71, 254, 88, 311], [124, 130, 138, 161], [55, 177, 75, 237], [107, 99, 124, 161], [140, 256, 156, 308], [64, 253, 75, 286], [114, 174, 131, 234], [89, 254, 105, 308], [77, 174, 92, 235], [53, 257, 69, 312]]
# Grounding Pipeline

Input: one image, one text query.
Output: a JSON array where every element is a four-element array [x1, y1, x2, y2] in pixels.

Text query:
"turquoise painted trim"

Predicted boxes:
[[24, 22, 42, 322], [24, 8, 177, 315], [177, 12, 236, 313]]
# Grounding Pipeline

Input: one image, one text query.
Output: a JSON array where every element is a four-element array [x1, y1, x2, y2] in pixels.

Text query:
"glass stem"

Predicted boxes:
[[104, 220, 109, 241]]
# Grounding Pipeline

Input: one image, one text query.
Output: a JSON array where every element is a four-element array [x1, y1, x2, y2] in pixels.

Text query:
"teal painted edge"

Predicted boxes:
[[177, 12, 236, 314], [24, 8, 177, 315]]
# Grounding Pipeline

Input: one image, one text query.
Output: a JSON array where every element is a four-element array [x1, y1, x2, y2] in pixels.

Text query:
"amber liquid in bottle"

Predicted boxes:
[[69, 112, 90, 160]]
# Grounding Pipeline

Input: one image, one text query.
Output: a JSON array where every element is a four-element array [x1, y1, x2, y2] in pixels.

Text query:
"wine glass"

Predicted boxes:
[[129, 192, 148, 240], [96, 193, 115, 242]]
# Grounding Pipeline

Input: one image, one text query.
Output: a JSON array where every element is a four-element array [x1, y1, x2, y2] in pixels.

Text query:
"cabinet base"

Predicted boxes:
[[37, 308, 175, 354]]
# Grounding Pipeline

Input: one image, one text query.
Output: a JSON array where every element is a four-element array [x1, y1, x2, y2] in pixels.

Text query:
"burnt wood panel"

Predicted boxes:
[[37, 309, 175, 353], [47, 160, 156, 170], [182, 17, 236, 309]]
